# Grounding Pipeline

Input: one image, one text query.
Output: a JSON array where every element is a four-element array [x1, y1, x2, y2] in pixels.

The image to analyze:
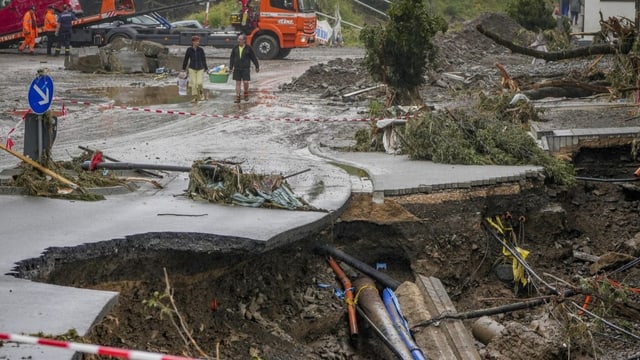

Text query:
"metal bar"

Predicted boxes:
[[81, 161, 221, 173], [78, 146, 163, 178]]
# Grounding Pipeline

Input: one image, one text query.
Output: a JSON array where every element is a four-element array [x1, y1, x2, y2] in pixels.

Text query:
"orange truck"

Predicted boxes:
[[233, 0, 317, 59], [0, 0, 316, 59]]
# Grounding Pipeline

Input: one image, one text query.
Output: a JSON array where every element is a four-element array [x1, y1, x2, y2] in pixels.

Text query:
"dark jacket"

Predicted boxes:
[[182, 46, 208, 71], [58, 10, 76, 32], [229, 44, 259, 70]]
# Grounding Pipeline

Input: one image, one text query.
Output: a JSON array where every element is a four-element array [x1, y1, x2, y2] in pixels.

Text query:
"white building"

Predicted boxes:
[[582, 0, 634, 35]]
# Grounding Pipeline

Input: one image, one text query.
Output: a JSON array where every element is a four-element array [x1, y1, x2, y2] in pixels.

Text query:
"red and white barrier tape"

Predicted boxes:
[[52, 97, 412, 123], [0, 332, 201, 360], [2, 109, 32, 150]]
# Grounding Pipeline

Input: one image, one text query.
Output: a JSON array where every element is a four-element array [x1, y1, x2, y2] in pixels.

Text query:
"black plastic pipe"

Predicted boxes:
[[81, 161, 220, 172], [315, 244, 402, 290]]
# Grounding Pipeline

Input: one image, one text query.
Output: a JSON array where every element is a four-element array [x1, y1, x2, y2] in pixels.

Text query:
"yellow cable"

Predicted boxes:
[[487, 216, 530, 287], [348, 284, 378, 306]]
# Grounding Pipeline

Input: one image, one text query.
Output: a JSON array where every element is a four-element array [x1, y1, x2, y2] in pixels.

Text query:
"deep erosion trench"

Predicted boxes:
[[9, 151, 640, 360]]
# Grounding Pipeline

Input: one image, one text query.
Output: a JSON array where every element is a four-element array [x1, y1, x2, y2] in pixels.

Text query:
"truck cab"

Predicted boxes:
[[233, 0, 316, 59]]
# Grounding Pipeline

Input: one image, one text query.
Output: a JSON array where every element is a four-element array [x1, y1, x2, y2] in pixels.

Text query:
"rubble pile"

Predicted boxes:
[[280, 57, 375, 98], [186, 159, 315, 210]]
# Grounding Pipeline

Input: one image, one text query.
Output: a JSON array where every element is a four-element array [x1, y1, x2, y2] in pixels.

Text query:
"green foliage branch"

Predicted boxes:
[[360, 0, 447, 105], [402, 107, 575, 185]]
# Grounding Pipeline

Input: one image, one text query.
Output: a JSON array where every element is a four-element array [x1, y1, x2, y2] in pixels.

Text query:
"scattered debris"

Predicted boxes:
[[186, 158, 317, 210]]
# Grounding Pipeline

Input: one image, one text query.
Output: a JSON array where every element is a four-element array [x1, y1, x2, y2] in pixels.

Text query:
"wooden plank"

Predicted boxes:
[[417, 275, 481, 360], [417, 275, 458, 359], [396, 281, 456, 360]]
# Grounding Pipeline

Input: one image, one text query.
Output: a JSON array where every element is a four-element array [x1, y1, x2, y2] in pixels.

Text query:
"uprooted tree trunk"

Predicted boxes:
[[520, 78, 613, 100], [494, 58, 615, 100], [476, 24, 634, 61], [479, 14, 640, 99]]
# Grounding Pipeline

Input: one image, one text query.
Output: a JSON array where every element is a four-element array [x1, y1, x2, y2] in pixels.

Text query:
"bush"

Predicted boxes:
[[506, 0, 556, 31], [403, 109, 575, 185]]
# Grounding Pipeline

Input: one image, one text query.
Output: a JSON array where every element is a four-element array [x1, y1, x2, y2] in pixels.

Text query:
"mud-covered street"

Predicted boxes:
[[0, 46, 368, 176]]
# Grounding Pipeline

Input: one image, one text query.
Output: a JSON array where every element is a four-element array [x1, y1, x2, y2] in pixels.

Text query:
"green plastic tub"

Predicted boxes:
[[209, 73, 229, 83]]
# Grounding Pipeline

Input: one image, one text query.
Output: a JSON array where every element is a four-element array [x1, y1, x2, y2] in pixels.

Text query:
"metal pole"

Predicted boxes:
[[351, 0, 388, 18], [204, 1, 210, 28], [82, 161, 226, 173], [314, 11, 363, 30], [37, 115, 42, 162]]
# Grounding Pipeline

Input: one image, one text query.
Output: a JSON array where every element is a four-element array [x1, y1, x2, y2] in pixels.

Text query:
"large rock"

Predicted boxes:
[[66, 39, 168, 73]]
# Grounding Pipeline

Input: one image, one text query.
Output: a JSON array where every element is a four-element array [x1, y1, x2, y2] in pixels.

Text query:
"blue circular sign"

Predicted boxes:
[[28, 75, 55, 115]]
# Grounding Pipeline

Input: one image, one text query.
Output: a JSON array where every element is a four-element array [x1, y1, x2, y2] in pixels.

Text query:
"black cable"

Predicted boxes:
[[575, 176, 640, 182]]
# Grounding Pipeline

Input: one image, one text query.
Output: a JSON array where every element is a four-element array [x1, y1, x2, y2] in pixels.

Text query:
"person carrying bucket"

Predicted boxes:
[[182, 35, 209, 103]]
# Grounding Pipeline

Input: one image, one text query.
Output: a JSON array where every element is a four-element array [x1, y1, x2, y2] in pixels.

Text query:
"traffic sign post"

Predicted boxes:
[[25, 74, 56, 161], [28, 74, 54, 115]]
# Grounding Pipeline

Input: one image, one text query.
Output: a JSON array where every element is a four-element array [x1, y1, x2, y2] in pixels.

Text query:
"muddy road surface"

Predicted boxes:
[[0, 46, 368, 181]]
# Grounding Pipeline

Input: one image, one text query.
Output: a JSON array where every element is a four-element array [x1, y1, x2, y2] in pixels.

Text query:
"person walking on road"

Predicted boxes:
[[569, 0, 582, 26], [18, 6, 37, 54], [56, 4, 77, 57], [44, 5, 59, 56], [229, 34, 259, 103], [182, 35, 209, 103]]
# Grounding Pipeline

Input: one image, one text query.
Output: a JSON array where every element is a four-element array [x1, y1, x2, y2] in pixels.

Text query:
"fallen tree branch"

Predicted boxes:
[[475, 24, 631, 61], [162, 268, 209, 358], [0, 142, 85, 193], [495, 63, 519, 91], [522, 79, 611, 94]]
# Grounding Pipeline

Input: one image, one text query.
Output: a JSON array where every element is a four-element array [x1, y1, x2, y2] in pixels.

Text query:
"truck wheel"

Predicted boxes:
[[253, 35, 279, 60], [276, 48, 291, 59], [108, 34, 131, 44]]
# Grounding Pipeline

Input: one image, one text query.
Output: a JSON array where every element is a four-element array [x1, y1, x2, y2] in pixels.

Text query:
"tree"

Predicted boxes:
[[360, 0, 447, 106]]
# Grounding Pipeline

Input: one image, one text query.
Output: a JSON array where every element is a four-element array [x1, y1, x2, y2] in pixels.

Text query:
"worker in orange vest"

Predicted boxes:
[[44, 5, 59, 56], [18, 5, 38, 54]]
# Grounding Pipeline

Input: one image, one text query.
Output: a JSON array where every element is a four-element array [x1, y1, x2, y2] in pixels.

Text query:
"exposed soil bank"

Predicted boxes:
[[11, 169, 640, 359]]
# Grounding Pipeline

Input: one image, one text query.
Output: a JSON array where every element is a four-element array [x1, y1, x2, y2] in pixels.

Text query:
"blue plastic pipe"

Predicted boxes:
[[382, 288, 428, 360]]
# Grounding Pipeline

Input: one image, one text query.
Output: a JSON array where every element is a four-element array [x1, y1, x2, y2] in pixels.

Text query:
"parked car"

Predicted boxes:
[[170, 19, 204, 29], [91, 14, 167, 29]]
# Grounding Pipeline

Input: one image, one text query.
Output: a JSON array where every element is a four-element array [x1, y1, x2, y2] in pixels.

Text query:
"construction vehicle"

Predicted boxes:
[[0, 0, 83, 46], [0, 0, 316, 59]]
